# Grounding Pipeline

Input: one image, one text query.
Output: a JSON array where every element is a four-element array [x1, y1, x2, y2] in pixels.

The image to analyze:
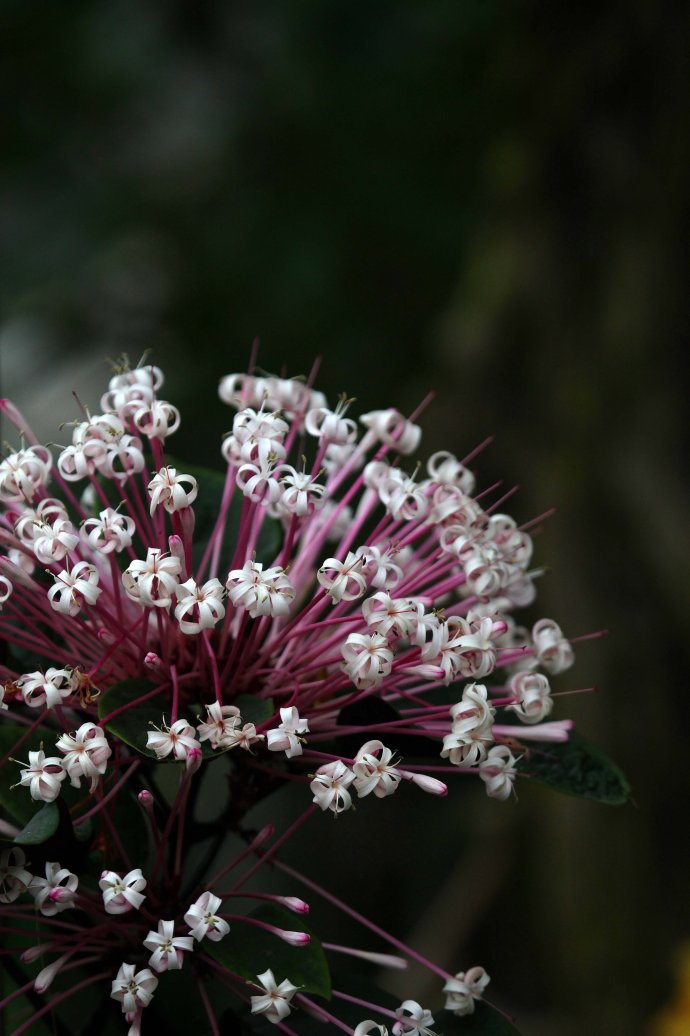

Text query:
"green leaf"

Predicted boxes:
[[0, 722, 54, 827], [14, 801, 59, 844], [517, 730, 630, 805], [442, 1002, 523, 1035], [234, 694, 274, 727], [204, 903, 331, 999], [98, 677, 169, 757]]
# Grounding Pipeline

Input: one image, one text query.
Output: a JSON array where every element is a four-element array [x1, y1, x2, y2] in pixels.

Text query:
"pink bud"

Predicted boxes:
[[138, 789, 154, 811], [34, 953, 69, 993], [275, 928, 311, 946], [409, 773, 448, 796], [186, 746, 203, 774], [22, 943, 51, 963], [144, 652, 163, 672], [277, 896, 310, 914]]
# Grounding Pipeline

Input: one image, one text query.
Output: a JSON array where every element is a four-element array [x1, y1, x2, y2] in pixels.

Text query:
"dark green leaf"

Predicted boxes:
[[98, 677, 169, 757], [517, 730, 630, 805], [234, 694, 274, 727], [0, 722, 55, 826], [204, 903, 331, 999], [14, 801, 59, 844]]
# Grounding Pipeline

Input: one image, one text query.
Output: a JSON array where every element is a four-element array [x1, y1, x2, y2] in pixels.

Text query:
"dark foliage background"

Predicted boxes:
[[1, 2, 688, 1033]]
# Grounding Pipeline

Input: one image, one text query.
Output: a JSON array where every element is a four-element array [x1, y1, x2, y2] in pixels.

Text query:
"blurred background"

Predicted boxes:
[[1, 1, 688, 1033]]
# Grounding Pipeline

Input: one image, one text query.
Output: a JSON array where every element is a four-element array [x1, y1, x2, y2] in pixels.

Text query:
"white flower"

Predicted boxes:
[[353, 740, 401, 798], [392, 999, 436, 1035], [317, 551, 368, 603], [147, 718, 199, 760], [0, 445, 52, 502], [47, 562, 101, 616], [197, 702, 242, 747], [226, 560, 295, 618], [133, 400, 181, 440], [442, 965, 490, 1016], [0, 847, 32, 903], [427, 450, 475, 493], [266, 706, 309, 759], [31, 517, 79, 564], [362, 592, 421, 639], [174, 577, 226, 634], [441, 683, 495, 768], [305, 402, 358, 445], [143, 919, 194, 972], [357, 543, 403, 590], [148, 466, 198, 514], [310, 760, 355, 814], [17, 667, 78, 709], [56, 723, 112, 789], [278, 467, 327, 517], [110, 963, 158, 1014], [184, 891, 230, 942], [82, 507, 136, 554], [250, 968, 299, 1024], [122, 548, 181, 608], [29, 862, 78, 915], [379, 470, 430, 522], [15, 749, 66, 801], [532, 618, 574, 674], [341, 632, 394, 690], [99, 868, 147, 914], [479, 745, 519, 800], [236, 451, 282, 505], [360, 409, 421, 455], [354, 1024, 389, 1036], [507, 671, 553, 724]]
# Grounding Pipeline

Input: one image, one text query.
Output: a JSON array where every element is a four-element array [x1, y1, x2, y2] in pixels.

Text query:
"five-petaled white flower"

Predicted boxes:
[[310, 760, 355, 814], [110, 962, 158, 1014], [47, 562, 101, 616], [353, 740, 402, 798], [250, 968, 300, 1024], [143, 919, 194, 972], [17, 667, 78, 709], [442, 965, 490, 1017], [56, 723, 111, 790], [29, 862, 78, 916], [122, 548, 181, 608], [392, 999, 436, 1036], [226, 559, 295, 618], [184, 891, 230, 943], [266, 707, 309, 759], [99, 868, 147, 914], [147, 718, 200, 761], [15, 748, 66, 802], [148, 466, 198, 514], [174, 577, 226, 634]]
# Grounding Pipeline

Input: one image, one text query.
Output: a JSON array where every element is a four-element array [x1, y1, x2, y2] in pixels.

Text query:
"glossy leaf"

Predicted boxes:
[[98, 677, 169, 758], [0, 722, 55, 826], [204, 903, 331, 1000], [234, 693, 275, 728], [14, 801, 59, 844], [517, 730, 630, 805]]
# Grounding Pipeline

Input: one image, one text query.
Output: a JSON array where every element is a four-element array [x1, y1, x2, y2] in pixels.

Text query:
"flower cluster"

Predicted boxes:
[[0, 358, 591, 1035]]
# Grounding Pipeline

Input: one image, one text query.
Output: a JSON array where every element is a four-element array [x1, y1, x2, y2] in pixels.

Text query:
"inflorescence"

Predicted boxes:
[[0, 357, 582, 1035]]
